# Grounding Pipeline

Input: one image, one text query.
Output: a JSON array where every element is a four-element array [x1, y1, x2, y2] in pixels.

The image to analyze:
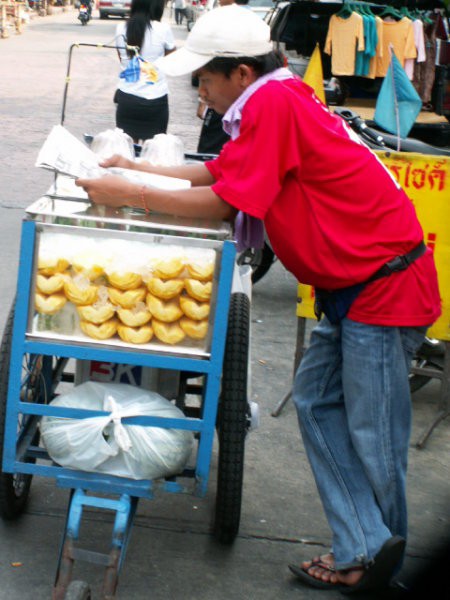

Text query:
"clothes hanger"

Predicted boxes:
[[399, 6, 415, 20], [335, 1, 354, 19], [379, 5, 403, 21], [362, 3, 375, 17], [418, 9, 434, 25]]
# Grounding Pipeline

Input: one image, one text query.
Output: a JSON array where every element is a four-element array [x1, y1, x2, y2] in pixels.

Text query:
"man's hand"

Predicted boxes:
[[76, 175, 136, 208], [99, 154, 135, 170]]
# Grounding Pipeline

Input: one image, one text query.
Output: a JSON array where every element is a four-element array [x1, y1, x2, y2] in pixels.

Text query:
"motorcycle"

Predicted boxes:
[[78, 3, 91, 25]]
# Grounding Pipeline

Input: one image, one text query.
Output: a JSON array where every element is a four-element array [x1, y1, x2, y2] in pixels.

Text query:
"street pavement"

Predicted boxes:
[[0, 8, 449, 599]]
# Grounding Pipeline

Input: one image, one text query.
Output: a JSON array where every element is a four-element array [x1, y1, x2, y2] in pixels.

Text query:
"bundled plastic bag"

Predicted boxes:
[[90, 128, 135, 161], [40, 382, 194, 480], [139, 134, 184, 166]]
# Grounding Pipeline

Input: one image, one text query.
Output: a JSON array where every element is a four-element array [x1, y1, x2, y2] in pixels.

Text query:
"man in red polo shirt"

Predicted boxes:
[[77, 5, 441, 594]]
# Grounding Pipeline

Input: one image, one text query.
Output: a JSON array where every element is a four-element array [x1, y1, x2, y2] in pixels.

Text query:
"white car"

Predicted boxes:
[[98, 0, 131, 19], [247, 0, 276, 20]]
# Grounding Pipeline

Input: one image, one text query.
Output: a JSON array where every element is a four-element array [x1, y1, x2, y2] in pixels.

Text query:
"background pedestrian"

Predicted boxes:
[[114, 0, 176, 143]]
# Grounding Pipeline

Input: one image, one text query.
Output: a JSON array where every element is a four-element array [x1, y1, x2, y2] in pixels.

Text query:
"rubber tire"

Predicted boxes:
[[64, 580, 92, 600], [99, 10, 107, 18], [214, 292, 250, 545], [0, 306, 42, 519]]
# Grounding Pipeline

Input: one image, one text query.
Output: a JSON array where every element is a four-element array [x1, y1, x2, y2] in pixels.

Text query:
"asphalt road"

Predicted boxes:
[[0, 8, 448, 600]]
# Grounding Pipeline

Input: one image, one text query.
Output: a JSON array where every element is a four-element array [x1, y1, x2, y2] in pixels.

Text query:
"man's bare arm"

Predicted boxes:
[[75, 175, 237, 221], [100, 155, 216, 187]]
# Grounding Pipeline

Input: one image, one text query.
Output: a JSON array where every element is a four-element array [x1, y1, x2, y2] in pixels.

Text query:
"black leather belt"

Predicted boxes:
[[314, 241, 427, 324], [367, 241, 427, 283]]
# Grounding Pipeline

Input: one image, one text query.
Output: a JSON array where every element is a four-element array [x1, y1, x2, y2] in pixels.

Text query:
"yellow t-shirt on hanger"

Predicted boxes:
[[375, 17, 417, 77], [324, 13, 365, 76]]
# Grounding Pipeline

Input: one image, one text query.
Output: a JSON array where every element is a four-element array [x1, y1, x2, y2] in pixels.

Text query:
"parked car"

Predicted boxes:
[[247, 0, 276, 20], [98, 0, 131, 19]]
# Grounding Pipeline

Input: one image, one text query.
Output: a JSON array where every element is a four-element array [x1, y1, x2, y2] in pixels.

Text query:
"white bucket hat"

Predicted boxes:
[[156, 5, 273, 77]]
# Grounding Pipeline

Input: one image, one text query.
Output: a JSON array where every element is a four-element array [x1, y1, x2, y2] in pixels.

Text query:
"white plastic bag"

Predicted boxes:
[[90, 128, 135, 161], [40, 382, 194, 480], [139, 134, 185, 166]]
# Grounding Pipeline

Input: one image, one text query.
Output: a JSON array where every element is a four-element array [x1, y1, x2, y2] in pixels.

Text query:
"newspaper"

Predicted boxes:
[[36, 125, 191, 191]]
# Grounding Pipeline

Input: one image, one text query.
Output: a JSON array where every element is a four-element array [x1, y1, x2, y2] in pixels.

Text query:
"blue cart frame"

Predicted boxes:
[[0, 212, 247, 599]]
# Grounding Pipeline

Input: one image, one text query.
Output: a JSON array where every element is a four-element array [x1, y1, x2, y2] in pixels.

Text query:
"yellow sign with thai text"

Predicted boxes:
[[297, 151, 450, 341]]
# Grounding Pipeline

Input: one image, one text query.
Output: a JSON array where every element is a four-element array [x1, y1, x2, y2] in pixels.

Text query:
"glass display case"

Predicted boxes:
[[25, 196, 234, 358]]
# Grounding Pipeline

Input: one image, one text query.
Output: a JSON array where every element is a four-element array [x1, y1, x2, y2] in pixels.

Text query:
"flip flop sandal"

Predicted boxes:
[[289, 558, 344, 590], [340, 535, 406, 596]]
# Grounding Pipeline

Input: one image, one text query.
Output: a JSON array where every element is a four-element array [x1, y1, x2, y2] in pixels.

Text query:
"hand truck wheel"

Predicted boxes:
[[214, 292, 250, 544], [64, 580, 91, 600], [0, 304, 38, 519], [0, 302, 67, 519]]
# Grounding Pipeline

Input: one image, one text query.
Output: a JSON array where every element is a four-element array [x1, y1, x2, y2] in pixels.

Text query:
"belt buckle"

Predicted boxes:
[[385, 255, 408, 272]]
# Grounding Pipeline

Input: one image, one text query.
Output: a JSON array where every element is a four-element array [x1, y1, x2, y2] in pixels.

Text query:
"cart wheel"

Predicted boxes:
[[214, 292, 250, 545], [64, 580, 92, 600], [0, 305, 46, 519]]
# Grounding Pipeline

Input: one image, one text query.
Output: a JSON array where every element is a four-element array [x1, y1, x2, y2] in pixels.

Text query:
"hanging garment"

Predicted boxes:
[[413, 15, 438, 104], [324, 12, 365, 75], [355, 14, 378, 77], [375, 17, 417, 77], [366, 16, 384, 79], [404, 19, 426, 80]]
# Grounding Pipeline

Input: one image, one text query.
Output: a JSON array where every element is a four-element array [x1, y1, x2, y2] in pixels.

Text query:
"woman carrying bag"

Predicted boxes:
[[114, 0, 176, 143]]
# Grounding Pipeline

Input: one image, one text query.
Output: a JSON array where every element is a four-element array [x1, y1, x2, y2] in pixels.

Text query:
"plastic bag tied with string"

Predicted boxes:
[[40, 382, 194, 480]]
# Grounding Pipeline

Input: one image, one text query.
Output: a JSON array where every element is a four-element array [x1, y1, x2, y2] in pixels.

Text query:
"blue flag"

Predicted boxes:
[[374, 51, 422, 139]]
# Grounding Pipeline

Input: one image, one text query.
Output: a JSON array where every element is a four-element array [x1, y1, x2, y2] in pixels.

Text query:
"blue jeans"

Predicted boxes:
[[293, 317, 426, 570]]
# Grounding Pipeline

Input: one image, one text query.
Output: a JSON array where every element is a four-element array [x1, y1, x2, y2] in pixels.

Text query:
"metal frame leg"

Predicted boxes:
[[271, 317, 308, 417], [416, 340, 450, 449]]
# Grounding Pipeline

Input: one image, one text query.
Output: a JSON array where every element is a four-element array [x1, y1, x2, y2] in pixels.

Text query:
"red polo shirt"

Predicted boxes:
[[206, 78, 441, 326]]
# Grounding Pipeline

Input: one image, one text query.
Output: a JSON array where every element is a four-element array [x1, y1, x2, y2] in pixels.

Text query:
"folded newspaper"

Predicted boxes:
[[36, 125, 191, 191]]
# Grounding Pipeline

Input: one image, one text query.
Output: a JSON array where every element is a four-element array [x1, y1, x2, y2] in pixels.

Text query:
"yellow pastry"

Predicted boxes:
[[107, 286, 147, 309], [76, 303, 115, 324], [179, 317, 208, 340], [80, 317, 118, 340], [179, 295, 210, 321], [64, 280, 98, 305], [152, 257, 184, 280], [117, 307, 151, 327], [35, 292, 67, 315], [36, 273, 65, 295], [107, 272, 142, 290], [146, 294, 183, 323], [184, 279, 212, 302], [186, 261, 214, 281], [147, 277, 184, 300], [117, 324, 154, 344], [152, 319, 186, 345], [38, 257, 70, 276], [72, 263, 104, 281]]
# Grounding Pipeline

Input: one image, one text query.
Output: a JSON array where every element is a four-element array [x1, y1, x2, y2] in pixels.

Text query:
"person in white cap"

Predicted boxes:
[[77, 5, 441, 594]]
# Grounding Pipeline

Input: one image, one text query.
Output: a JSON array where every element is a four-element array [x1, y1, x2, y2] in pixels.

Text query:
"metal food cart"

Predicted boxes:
[[0, 194, 251, 599]]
